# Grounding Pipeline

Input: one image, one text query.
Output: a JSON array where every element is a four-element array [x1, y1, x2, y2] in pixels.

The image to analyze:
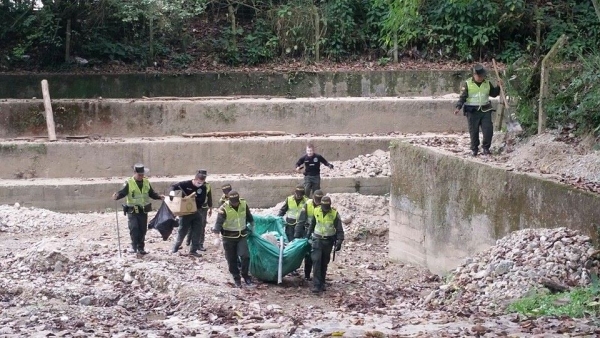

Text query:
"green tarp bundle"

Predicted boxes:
[[248, 215, 310, 282]]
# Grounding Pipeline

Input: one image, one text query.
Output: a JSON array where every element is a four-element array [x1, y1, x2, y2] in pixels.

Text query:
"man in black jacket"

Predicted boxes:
[[170, 170, 209, 257], [295, 143, 334, 197]]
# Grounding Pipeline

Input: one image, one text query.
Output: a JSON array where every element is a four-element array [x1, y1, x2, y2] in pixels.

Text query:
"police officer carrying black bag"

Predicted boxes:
[[307, 195, 344, 294], [212, 191, 255, 288], [112, 164, 164, 255]]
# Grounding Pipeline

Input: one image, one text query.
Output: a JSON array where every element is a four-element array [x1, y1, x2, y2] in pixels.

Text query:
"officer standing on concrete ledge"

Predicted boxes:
[[212, 191, 255, 288], [170, 170, 209, 257], [112, 164, 164, 255], [454, 64, 501, 156], [307, 195, 344, 294]]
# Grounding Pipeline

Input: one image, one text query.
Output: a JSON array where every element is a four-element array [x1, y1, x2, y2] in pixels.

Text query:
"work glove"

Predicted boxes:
[[328, 164, 334, 169], [335, 240, 342, 252]]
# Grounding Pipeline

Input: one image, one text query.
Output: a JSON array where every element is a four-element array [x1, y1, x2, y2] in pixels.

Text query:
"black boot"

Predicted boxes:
[[234, 278, 242, 288], [243, 276, 253, 286]]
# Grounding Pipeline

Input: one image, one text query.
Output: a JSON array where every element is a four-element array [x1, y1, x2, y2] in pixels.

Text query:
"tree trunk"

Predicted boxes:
[[65, 18, 71, 62], [592, 0, 600, 22], [228, 4, 237, 49], [539, 34, 567, 134], [314, 6, 320, 62], [534, 4, 541, 59], [149, 17, 154, 64], [393, 31, 398, 63]]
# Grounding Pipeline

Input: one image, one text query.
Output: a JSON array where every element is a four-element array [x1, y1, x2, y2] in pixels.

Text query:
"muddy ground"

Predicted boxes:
[[1, 131, 599, 338]]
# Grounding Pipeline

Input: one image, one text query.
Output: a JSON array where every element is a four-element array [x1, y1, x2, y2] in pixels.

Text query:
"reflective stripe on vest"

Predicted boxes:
[[126, 177, 150, 207], [202, 183, 211, 207], [285, 195, 307, 220], [314, 207, 338, 237], [223, 199, 247, 232], [465, 78, 491, 106], [306, 199, 316, 223]]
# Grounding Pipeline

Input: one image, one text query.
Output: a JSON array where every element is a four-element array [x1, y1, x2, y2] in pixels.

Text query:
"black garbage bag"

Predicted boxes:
[[148, 202, 178, 241]]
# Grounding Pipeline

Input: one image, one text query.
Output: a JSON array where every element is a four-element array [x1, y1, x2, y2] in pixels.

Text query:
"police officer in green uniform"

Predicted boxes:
[[454, 64, 501, 156], [295, 189, 324, 280], [278, 185, 308, 242], [218, 183, 232, 206], [307, 195, 344, 293], [112, 164, 164, 255], [212, 191, 255, 288]]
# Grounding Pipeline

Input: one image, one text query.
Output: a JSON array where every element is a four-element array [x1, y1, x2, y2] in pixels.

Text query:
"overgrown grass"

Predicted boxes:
[[507, 275, 600, 318]]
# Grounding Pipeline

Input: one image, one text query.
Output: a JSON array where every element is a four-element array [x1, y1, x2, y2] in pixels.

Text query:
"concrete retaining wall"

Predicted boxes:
[[0, 97, 467, 138], [0, 136, 392, 179], [0, 70, 467, 99], [0, 176, 389, 212], [389, 142, 600, 275]]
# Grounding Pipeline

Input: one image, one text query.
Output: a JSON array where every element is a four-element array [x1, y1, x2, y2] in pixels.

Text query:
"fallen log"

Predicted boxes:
[[540, 277, 569, 293], [182, 131, 286, 138]]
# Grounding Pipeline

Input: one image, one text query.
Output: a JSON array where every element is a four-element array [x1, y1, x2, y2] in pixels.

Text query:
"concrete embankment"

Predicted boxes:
[[0, 70, 466, 99], [0, 175, 389, 212], [0, 136, 394, 179], [0, 97, 468, 138], [389, 142, 600, 275]]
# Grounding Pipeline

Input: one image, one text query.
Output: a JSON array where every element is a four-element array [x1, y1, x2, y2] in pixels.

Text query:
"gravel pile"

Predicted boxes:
[[0, 204, 100, 233], [326, 149, 390, 177], [426, 227, 600, 312]]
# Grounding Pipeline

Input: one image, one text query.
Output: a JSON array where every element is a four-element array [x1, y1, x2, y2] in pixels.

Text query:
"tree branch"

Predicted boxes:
[[592, 0, 600, 22]]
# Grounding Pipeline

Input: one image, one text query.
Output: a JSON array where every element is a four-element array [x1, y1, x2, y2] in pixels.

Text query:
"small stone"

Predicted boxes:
[[78, 296, 93, 306], [493, 260, 514, 276], [123, 272, 133, 283], [14, 202, 21, 209]]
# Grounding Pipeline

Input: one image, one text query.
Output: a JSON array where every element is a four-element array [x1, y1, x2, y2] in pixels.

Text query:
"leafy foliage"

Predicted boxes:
[[508, 274, 600, 318]]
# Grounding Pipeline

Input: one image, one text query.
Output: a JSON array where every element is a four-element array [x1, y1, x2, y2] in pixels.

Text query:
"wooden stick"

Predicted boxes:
[[491, 59, 509, 108], [182, 131, 286, 138], [41, 80, 57, 141]]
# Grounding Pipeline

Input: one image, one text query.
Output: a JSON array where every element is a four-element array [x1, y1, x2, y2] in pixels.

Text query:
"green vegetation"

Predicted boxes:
[[2, 0, 598, 68], [1, 0, 599, 134], [508, 275, 600, 318]]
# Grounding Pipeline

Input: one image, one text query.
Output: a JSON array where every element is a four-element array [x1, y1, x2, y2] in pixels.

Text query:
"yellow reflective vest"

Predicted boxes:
[[306, 199, 318, 224], [125, 177, 150, 207], [285, 195, 308, 221], [465, 78, 491, 108], [314, 207, 338, 237], [222, 199, 247, 232]]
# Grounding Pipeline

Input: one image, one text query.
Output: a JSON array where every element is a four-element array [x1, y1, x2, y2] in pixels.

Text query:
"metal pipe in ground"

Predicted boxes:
[[277, 236, 284, 284]]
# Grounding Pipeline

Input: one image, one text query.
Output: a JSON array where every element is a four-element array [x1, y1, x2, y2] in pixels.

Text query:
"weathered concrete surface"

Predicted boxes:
[[389, 142, 600, 275], [0, 136, 392, 179], [0, 175, 389, 212], [0, 70, 467, 99], [0, 97, 468, 138]]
